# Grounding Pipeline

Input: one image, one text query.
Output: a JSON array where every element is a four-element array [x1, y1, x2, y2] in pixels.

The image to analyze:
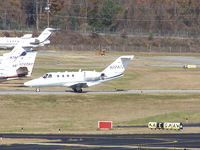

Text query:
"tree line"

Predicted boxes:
[[0, 0, 200, 36]]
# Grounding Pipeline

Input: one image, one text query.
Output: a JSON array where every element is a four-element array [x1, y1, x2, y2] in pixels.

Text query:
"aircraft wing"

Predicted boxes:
[[21, 34, 32, 39], [64, 82, 88, 89]]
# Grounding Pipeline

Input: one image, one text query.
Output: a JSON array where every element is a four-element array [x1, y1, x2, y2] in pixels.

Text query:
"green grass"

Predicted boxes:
[[121, 112, 199, 125], [1, 51, 200, 134], [0, 93, 200, 133]]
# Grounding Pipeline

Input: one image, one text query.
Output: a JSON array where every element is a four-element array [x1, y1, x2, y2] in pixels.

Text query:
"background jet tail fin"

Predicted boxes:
[[0, 51, 37, 78], [37, 28, 55, 43], [2, 43, 27, 61], [8, 51, 37, 76], [102, 55, 134, 77], [20, 51, 37, 76]]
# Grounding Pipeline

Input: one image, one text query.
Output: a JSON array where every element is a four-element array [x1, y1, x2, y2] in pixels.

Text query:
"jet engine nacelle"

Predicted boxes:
[[39, 40, 50, 46], [84, 71, 105, 81], [30, 39, 40, 45]]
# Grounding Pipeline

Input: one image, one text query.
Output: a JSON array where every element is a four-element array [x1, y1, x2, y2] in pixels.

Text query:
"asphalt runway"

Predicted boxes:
[[145, 56, 200, 64], [0, 133, 200, 150], [1, 89, 200, 94]]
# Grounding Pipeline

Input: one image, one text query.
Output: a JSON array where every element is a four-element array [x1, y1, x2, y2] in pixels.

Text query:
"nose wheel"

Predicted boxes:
[[36, 88, 40, 92]]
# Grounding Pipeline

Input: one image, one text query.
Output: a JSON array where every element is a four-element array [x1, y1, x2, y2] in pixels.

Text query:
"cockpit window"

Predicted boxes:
[[43, 74, 48, 79], [48, 74, 52, 78]]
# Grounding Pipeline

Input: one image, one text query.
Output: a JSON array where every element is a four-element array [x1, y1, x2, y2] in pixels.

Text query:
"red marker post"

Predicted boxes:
[[98, 121, 112, 129]]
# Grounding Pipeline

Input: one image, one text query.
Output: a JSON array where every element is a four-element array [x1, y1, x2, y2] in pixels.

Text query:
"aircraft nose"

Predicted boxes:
[[24, 80, 34, 87]]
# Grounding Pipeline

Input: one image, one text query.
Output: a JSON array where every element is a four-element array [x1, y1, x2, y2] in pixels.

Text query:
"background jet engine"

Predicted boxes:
[[30, 39, 40, 45]]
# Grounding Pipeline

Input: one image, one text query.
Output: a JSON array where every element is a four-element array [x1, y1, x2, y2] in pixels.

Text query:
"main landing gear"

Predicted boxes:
[[72, 88, 82, 93], [36, 87, 40, 92]]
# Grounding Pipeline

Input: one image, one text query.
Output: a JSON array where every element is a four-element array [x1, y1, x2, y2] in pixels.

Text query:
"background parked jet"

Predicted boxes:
[[24, 55, 134, 92], [0, 50, 37, 82], [0, 28, 55, 49]]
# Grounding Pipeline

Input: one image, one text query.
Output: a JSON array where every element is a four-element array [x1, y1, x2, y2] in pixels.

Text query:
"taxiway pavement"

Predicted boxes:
[[0, 133, 200, 150]]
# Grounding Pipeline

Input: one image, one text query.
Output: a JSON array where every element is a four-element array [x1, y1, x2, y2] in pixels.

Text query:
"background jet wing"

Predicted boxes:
[[21, 34, 32, 39]]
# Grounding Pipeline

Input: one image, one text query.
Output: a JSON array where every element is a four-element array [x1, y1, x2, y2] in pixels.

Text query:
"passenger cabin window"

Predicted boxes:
[[72, 74, 74, 77], [43, 74, 48, 79], [48, 74, 52, 78], [57, 75, 59, 77], [62, 75, 64, 77], [67, 75, 69, 77]]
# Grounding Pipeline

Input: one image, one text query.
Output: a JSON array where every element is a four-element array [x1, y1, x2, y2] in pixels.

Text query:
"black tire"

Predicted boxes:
[[73, 88, 77, 92], [77, 89, 82, 93], [73, 88, 83, 93]]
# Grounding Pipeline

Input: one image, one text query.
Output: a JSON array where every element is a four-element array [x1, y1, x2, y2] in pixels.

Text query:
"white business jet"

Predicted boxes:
[[24, 55, 134, 92], [0, 28, 55, 49], [0, 49, 37, 82]]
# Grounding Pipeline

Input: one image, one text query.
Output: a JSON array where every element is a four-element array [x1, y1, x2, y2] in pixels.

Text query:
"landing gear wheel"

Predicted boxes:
[[77, 89, 82, 93], [36, 88, 40, 92], [73, 88, 77, 92], [73, 88, 82, 93]]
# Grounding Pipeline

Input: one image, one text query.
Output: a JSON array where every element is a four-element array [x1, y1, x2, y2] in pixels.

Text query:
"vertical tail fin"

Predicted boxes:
[[102, 56, 134, 77], [18, 51, 37, 76], [2, 43, 27, 60], [0, 51, 37, 79], [37, 28, 55, 43]]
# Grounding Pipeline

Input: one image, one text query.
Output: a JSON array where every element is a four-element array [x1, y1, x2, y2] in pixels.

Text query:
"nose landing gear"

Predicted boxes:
[[36, 88, 40, 92]]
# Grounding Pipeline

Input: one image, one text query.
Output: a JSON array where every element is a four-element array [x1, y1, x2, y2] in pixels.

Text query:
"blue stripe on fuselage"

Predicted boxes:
[[104, 73, 123, 81]]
